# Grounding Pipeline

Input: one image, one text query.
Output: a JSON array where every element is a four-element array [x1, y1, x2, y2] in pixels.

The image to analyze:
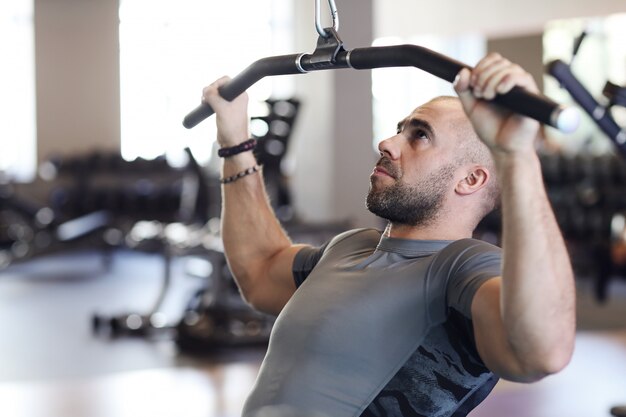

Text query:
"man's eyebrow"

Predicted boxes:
[[397, 117, 435, 138], [396, 118, 407, 133]]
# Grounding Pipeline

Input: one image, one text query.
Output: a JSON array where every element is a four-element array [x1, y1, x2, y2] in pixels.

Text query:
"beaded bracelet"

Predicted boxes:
[[217, 138, 257, 158], [220, 164, 261, 184]]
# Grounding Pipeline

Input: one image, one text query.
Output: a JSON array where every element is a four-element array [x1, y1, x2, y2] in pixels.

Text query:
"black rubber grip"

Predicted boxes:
[[547, 59, 624, 143], [349, 45, 567, 130], [183, 54, 304, 129]]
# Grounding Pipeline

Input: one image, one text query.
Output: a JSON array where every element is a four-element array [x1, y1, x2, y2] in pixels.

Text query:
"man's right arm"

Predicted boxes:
[[203, 77, 310, 316]]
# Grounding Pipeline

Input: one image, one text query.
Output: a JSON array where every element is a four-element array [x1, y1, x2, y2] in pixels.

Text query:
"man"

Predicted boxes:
[[202, 53, 576, 417]]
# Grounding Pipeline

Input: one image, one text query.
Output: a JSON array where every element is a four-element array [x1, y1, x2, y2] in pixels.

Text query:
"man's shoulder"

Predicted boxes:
[[428, 237, 502, 276], [326, 228, 382, 251], [441, 238, 502, 256]]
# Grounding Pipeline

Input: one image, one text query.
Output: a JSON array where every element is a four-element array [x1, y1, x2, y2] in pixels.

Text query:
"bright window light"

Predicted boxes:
[[119, 0, 293, 166], [0, 0, 36, 182]]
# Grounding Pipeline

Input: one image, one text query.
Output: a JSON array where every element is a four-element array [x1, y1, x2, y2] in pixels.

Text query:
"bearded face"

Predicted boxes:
[[365, 156, 457, 227]]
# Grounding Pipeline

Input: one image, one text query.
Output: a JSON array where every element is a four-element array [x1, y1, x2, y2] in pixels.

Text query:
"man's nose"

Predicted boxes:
[[377, 135, 401, 160]]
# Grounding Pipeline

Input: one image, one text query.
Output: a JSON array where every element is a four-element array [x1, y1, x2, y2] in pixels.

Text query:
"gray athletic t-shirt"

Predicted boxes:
[[242, 228, 501, 417]]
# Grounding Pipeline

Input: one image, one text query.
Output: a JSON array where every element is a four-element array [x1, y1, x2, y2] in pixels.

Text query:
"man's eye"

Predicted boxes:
[[414, 129, 429, 140]]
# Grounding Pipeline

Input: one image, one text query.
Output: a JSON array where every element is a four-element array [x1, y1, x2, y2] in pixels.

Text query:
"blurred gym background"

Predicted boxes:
[[1, 1, 626, 416]]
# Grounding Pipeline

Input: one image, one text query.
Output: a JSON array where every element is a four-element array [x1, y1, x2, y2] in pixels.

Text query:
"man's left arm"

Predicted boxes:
[[454, 53, 576, 383]]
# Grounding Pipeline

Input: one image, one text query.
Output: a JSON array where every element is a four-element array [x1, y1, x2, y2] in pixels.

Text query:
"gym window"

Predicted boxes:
[[0, 0, 36, 182], [119, 0, 294, 166]]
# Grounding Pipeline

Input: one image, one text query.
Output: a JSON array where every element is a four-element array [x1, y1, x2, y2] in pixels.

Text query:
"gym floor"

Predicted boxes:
[[0, 248, 625, 417]]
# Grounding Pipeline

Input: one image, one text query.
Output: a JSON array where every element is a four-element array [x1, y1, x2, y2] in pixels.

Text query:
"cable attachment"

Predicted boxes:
[[315, 0, 339, 38], [307, 27, 345, 71]]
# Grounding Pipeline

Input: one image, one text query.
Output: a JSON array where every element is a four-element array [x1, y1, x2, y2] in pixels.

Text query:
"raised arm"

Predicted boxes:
[[453, 53, 576, 382], [203, 77, 308, 315]]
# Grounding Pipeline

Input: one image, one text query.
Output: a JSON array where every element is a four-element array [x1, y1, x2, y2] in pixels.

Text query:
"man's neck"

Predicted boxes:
[[384, 221, 473, 241]]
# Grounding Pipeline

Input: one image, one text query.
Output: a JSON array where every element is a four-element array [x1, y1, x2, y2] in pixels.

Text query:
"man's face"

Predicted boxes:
[[366, 99, 468, 227], [366, 158, 457, 226]]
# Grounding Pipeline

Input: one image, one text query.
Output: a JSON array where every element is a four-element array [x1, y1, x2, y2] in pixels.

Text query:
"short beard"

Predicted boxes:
[[366, 162, 456, 227]]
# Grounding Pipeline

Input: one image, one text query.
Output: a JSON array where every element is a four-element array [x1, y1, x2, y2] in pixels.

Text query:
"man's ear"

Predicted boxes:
[[456, 166, 489, 196]]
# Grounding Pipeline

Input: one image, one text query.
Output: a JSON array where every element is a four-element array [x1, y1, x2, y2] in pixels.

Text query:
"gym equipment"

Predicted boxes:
[[91, 99, 301, 344], [543, 29, 626, 303], [92, 221, 177, 338], [89, 148, 219, 338], [91, 221, 276, 346], [252, 98, 301, 222], [46, 148, 213, 223], [474, 150, 626, 300], [546, 30, 626, 152], [176, 249, 274, 352], [548, 60, 626, 149], [183, 0, 579, 133], [0, 180, 112, 269], [85, 96, 298, 339]]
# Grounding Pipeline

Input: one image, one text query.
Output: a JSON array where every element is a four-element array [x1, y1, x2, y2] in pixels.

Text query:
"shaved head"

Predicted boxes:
[[367, 96, 501, 230], [418, 96, 500, 222]]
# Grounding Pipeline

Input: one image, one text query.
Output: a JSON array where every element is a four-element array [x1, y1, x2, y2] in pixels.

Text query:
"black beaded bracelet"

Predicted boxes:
[[217, 138, 257, 158], [220, 164, 261, 184]]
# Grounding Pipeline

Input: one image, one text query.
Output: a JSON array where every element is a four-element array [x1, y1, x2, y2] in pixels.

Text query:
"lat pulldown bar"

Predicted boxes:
[[184, 30, 580, 134]]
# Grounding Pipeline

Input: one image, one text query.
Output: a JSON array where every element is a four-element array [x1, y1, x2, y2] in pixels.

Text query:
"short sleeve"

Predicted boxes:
[[291, 228, 381, 288], [441, 239, 502, 318], [292, 241, 330, 287]]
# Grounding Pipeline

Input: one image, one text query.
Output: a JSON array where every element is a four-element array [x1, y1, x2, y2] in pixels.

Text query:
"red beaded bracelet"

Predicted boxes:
[[217, 138, 257, 158]]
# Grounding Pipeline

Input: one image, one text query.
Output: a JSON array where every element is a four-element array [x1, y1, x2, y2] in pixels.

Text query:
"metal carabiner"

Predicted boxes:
[[315, 0, 339, 38]]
